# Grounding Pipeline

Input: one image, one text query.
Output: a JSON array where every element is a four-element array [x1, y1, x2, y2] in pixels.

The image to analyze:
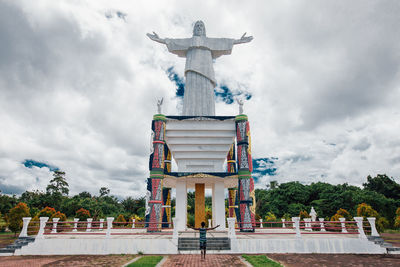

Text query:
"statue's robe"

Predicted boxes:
[[165, 36, 234, 116]]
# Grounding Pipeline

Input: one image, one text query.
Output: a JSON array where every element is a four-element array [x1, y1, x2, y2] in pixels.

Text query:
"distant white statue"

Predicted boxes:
[[147, 21, 253, 116], [157, 97, 163, 114], [236, 99, 244, 114], [310, 206, 317, 222]]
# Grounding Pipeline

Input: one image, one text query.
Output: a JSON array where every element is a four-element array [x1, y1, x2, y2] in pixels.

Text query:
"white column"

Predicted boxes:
[[37, 217, 49, 239], [176, 179, 187, 231], [304, 218, 312, 231], [367, 217, 379, 237], [354, 217, 367, 239], [339, 218, 348, 233], [227, 218, 236, 239], [319, 218, 326, 232], [281, 218, 286, 228], [172, 218, 179, 241], [106, 217, 114, 238], [19, 217, 31, 237], [208, 219, 212, 228], [72, 218, 79, 232], [131, 219, 135, 229], [259, 219, 263, 228], [86, 218, 92, 232], [51, 218, 60, 233], [292, 217, 301, 238], [212, 181, 226, 230], [99, 219, 104, 231]]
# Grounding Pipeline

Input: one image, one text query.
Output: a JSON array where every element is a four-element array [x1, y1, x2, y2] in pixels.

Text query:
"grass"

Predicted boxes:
[[384, 229, 400, 234], [126, 255, 163, 267], [242, 254, 283, 267]]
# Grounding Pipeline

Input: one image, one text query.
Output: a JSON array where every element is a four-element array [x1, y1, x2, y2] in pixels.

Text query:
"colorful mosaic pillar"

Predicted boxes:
[[236, 114, 256, 232], [161, 188, 171, 228], [146, 114, 166, 232], [227, 143, 239, 225]]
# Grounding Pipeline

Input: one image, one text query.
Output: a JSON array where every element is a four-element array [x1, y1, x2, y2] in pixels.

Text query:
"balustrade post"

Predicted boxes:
[[281, 218, 286, 228], [172, 218, 178, 241], [106, 217, 114, 238], [208, 219, 212, 228], [339, 218, 347, 233], [367, 217, 379, 237], [51, 218, 60, 233], [259, 219, 263, 228], [354, 217, 366, 239], [292, 217, 301, 238], [319, 218, 326, 232], [37, 217, 49, 239], [86, 218, 92, 232], [227, 218, 236, 239], [304, 218, 312, 231], [99, 219, 104, 231], [72, 218, 79, 232], [132, 219, 135, 229], [19, 217, 32, 237]]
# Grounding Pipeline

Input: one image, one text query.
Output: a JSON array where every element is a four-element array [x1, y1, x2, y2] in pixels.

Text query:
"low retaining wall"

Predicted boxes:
[[13, 236, 386, 255]]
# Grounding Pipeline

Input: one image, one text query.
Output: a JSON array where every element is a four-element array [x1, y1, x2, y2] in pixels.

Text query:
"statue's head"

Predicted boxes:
[[193, 21, 206, 36]]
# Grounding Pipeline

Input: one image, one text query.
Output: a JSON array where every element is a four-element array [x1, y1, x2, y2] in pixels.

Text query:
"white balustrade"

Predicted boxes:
[[339, 218, 347, 233], [86, 218, 92, 232], [367, 217, 379, 237], [37, 217, 49, 239], [281, 218, 286, 228], [208, 219, 212, 228], [319, 218, 326, 232], [354, 217, 366, 239], [51, 218, 60, 233], [132, 219, 135, 229], [72, 218, 79, 232], [304, 218, 312, 231], [292, 217, 301, 238], [259, 219, 263, 228], [227, 218, 236, 239], [172, 218, 179, 241], [19, 217, 31, 237], [106, 217, 114, 238], [99, 219, 104, 231]]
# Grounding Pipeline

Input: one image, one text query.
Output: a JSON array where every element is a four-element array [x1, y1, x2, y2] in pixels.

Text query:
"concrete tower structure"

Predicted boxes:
[[146, 21, 255, 232]]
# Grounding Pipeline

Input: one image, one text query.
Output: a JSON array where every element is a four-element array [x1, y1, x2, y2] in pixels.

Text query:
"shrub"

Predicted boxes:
[[299, 210, 310, 220], [265, 212, 277, 222], [8, 202, 30, 236], [75, 208, 91, 221], [115, 214, 127, 227], [357, 203, 379, 218], [331, 208, 352, 221], [38, 207, 56, 218]]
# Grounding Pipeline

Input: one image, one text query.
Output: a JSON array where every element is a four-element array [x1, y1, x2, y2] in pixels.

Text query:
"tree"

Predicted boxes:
[[38, 207, 56, 218], [363, 174, 400, 200], [46, 171, 69, 196], [76, 208, 91, 221], [78, 191, 92, 199], [8, 202, 30, 236], [331, 208, 352, 221], [99, 187, 110, 197]]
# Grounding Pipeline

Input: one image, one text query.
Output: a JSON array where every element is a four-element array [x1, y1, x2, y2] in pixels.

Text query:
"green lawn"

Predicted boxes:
[[126, 255, 163, 267], [242, 255, 283, 267]]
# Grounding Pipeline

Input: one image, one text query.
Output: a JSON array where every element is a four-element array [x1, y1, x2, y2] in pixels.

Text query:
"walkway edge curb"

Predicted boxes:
[[121, 256, 142, 267], [239, 255, 253, 267], [155, 256, 167, 267]]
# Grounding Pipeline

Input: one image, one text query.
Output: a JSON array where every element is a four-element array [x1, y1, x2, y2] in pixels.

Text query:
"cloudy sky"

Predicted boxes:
[[1, 0, 399, 198]]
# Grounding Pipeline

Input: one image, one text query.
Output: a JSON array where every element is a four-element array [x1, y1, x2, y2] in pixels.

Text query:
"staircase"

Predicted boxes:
[[178, 237, 231, 251], [368, 236, 400, 254], [0, 236, 35, 254]]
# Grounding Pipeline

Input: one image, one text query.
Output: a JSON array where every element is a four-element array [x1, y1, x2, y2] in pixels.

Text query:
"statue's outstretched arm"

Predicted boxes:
[[233, 32, 253, 44], [146, 31, 166, 44]]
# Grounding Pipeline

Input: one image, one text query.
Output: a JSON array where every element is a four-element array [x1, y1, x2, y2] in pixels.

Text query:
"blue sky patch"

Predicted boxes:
[[166, 67, 185, 97], [23, 159, 59, 172], [252, 157, 277, 183]]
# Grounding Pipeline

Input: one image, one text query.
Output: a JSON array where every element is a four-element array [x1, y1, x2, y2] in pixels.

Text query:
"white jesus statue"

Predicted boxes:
[[147, 20, 253, 116]]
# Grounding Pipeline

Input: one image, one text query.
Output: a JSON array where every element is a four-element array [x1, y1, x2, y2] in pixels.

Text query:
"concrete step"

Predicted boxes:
[[0, 236, 35, 254], [0, 248, 15, 253], [178, 237, 231, 251]]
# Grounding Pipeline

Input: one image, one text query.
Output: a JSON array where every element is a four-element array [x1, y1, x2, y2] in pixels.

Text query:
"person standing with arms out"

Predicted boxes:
[[188, 222, 220, 260]]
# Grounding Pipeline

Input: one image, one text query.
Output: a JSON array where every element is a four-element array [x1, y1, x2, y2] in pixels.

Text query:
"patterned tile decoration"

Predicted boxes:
[[161, 188, 171, 228], [146, 114, 166, 232], [236, 114, 255, 232]]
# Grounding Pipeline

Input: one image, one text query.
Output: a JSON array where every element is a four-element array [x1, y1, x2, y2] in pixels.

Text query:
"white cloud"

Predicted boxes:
[[0, 0, 399, 198]]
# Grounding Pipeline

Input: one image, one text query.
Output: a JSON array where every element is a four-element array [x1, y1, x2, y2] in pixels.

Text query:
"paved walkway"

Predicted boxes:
[[161, 254, 247, 267]]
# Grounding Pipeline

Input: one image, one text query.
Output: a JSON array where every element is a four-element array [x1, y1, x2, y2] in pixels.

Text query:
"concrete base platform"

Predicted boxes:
[[10, 230, 387, 255]]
